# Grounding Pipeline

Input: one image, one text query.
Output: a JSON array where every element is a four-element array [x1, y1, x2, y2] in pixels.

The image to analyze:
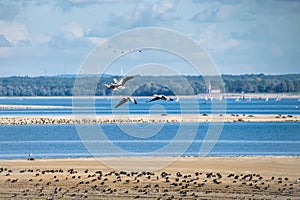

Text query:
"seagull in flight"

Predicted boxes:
[[115, 96, 137, 108], [147, 94, 174, 102], [103, 76, 133, 90]]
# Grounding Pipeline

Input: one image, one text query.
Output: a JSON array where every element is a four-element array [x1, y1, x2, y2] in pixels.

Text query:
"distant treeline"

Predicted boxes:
[[0, 74, 300, 96]]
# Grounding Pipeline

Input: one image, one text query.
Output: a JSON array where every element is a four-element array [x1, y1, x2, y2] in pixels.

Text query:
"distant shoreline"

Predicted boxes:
[[1, 74, 299, 97], [0, 93, 299, 99]]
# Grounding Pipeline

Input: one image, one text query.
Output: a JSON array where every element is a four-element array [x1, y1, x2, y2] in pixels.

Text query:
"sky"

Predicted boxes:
[[0, 0, 300, 76]]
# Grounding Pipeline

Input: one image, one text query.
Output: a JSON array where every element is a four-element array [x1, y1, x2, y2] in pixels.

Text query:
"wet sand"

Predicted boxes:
[[0, 114, 299, 125], [1, 157, 299, 199]]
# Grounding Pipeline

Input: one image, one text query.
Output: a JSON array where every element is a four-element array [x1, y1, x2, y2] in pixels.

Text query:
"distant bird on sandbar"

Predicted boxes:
[[115, 96, 137, 108], [147, 94, 174, 102], [103, 76, 133, 91]]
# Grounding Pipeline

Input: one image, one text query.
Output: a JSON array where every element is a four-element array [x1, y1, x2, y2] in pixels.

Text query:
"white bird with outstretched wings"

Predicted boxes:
[[115, 96, 137, 108], [103, 76, 133, 90], [147, 94, 174, 102]]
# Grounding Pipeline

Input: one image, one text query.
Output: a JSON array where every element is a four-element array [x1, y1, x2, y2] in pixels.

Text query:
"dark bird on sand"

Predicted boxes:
[[103, 76, 133, 91], [115, 97, 137, 108]]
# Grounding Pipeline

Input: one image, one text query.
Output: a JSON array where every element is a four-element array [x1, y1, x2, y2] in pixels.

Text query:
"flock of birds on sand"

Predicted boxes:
[[2, 166, 299, 199], [103, 76, 176, 108]]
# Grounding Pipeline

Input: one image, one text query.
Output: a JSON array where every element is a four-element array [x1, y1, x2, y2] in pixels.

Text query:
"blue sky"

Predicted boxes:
[[0, 0, 299, 76]]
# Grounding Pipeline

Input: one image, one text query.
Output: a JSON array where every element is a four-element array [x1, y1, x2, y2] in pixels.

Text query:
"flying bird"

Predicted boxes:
[[103, 76, 133, 91], [115, 96, 137, 108], [147, 94, 174, 102]]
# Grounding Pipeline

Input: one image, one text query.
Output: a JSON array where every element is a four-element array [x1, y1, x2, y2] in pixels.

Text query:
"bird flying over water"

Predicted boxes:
[[103, 76, 133, 91], [147, 94, 174, 102], [115, 96, 137, 108]]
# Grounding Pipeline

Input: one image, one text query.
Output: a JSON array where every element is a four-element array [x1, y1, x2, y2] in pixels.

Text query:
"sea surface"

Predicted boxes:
[[0, 123, 299, 159], [0, 97, 299, 159], [0, 97, 299, 116]]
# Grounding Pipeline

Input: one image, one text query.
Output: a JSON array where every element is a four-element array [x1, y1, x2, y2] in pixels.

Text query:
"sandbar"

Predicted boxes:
[[1, 156, 299, 199], [0, 114, 299, 125]]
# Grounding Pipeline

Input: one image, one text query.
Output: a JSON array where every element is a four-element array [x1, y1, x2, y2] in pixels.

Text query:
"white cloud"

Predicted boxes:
[[61, 21, 84, 39], [69, 0, 119, 3], [53, 0, 120, 11], [47, 22, 94, 54], [152, 0, 173, 15], [198, 24, 240, 53], [0, 0, 299, 75], [86, 36, 106, 45], [48, 35, 92, 51], [87, 0, 181, 37], [0, 34, 12, 47], [31, 34, 51, 46], [189, 1, 254, 22], [88, 22, 122, 37], [189, 5, 219, 22], [215, 3, 242, 21], [0, 21, 30, 46]]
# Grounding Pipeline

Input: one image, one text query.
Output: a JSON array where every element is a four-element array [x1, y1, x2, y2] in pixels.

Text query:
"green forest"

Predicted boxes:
[[0, 74, 299, 96]]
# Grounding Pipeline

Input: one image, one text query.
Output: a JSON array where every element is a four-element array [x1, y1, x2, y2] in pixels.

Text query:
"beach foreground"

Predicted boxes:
[[1, 157, 299, 199]]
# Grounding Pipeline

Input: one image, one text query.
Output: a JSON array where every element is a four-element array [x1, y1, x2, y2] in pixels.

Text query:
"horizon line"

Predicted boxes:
[[0, 72, 300, 78]]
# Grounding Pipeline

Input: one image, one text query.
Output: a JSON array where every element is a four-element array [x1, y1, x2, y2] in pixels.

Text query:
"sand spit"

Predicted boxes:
[[0, 105, 72, 109], [1, 157, 299, 199], [0, 114, 299, 125]]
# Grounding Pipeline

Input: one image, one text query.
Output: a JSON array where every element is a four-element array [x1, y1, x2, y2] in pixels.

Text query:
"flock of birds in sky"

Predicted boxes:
[[103, 76, 175, 108]]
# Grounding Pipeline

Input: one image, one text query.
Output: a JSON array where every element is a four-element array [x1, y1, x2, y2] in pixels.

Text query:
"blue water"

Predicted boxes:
[[0, 97, 299, 159], [0, 97, 300, 116], [0, 123, 299, 159]]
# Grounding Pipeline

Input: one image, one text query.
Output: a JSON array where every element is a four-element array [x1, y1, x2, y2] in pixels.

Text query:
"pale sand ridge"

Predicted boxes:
[[0, 114, 299, 125]]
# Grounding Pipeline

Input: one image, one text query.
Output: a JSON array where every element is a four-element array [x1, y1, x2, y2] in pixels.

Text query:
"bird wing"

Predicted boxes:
[[128, 96, 137, 104], [103, 84, 116, 90], [148, 97, 161, 102], [113, 78, 119, 84], [103, 84, 111, 89], [119, 76, 133, 86], [103, 84, 109, 88], [115, 97, 129, 108], [161, 95, 167, 100]]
